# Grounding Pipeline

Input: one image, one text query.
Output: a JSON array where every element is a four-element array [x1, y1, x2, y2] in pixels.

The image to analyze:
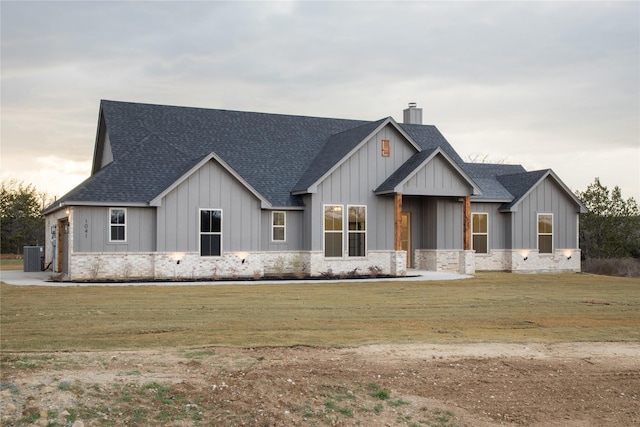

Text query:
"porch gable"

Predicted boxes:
[[374, 148, 481, 197]]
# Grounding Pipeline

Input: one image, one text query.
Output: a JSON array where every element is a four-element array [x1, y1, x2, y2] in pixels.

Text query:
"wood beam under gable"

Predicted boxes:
[[463, 195, 471, 251], [395, 193, 403, 251]]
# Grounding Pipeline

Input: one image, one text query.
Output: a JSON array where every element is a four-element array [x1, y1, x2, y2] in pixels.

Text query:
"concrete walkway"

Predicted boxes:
[[0, 269, 471, 286]]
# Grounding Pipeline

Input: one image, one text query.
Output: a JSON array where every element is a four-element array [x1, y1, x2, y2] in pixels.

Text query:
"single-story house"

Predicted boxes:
[[43, 100, 587, 281]]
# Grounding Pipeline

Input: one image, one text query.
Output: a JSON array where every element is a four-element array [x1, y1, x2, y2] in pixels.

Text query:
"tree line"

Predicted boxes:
[[1, 180, 52, 254], [576, 178, 639, 259], [1, 178, 639, 260]]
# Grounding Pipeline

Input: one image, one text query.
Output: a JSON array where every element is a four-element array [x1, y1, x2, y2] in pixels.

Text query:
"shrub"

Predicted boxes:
[[582, 258, 640, 278]]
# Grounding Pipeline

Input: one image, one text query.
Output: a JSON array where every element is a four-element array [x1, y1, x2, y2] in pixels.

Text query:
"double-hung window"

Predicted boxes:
[[324, 205, 367, 257], [109, 208, 126, 242], [200, 209, 222, 256], [272, 211, 286, 242], [472, 213, 488, 254], [538, 213, 553, 254], [324, 205, 343, 257], [347, 205, 366, 257]]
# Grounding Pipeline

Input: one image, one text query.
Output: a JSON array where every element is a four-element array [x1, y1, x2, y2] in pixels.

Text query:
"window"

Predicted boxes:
[[538, 213, 553, 254], [272, 211, 286, 242], [348, 205, 366, 257], [200, 209, 222, 256], [472, 213, 488, 254], [109, 208, 126, 242], [381, 139, 390, 157], [324, 205, 343, 257]]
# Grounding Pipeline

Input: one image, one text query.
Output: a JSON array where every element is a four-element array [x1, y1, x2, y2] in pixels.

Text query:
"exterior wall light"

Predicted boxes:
[[235, 252, 250, 264]]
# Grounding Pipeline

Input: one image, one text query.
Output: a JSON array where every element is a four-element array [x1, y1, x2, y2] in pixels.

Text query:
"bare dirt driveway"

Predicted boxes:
[[2, 342, 639, 427]]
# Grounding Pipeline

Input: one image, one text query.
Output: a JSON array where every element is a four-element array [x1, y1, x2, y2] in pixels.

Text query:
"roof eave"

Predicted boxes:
[[90, 103, 108, 175], [43, 200, 149, 215], [471, 198, 514, 204]]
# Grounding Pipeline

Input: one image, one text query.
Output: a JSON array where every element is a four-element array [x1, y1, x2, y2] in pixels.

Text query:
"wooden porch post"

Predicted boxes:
[[394, 193, 403, 250], [463, 196, 471, 251]]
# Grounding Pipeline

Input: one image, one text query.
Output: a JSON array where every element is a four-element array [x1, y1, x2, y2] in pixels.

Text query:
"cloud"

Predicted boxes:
[[1, 155, 91, 199], [1, 0, 638, 200]]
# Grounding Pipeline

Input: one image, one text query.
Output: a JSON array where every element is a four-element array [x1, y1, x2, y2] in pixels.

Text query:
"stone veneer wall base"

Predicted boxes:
[[67, 250, 407, 282]]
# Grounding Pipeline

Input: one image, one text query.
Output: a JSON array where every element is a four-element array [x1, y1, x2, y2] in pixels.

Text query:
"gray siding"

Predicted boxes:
[[435, 198, 463, 249], [402, 154, 471, 196], [73, 206, 156, 252], [471, 203, 510, 250], [311, 126, 416, 251], [410, 198, 462, 250], [156, 159, 262, 252], [512, 177, 580, 250], [402, 197, 464, 252], [260, 210, 304, 251]]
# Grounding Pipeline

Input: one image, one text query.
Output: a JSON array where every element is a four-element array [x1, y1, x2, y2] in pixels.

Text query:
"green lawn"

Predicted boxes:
[[1, 272, 639, 351]]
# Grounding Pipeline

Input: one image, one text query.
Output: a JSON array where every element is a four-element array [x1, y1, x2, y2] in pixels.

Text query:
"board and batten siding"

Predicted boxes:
[[471, 203, 510, 250], [156, 159, 262, 253], [402, 154, 471, 197], [260, 210, 304, 251], [73, 206, 156, 252], [434, 198, 464, 249], [310, 125, 416, 252], [512, 177, 580, 250]]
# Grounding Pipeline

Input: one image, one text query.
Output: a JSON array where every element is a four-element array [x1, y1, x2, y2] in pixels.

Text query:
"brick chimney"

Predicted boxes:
[[403, 102, 422, 125]]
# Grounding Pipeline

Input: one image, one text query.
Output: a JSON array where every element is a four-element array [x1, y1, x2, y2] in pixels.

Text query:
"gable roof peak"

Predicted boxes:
[[498, 168, 587, 213]]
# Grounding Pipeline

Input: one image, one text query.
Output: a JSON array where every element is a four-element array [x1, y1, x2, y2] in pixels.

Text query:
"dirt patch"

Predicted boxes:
[[2, 343, 639, 426]]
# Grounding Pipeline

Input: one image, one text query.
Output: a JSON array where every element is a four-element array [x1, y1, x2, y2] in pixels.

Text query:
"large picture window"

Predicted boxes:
[[324, 205, 343, 257], [272, 211, 286, 242], [109, 208, 126, 242], [472, 213, 488, 254], [348, 205, 366, 257], [538, 213, 553, 254], [200, 209, 222, 256]]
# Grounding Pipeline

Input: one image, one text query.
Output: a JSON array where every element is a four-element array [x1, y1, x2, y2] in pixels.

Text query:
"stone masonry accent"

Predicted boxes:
[[66, 249, 407, 282]]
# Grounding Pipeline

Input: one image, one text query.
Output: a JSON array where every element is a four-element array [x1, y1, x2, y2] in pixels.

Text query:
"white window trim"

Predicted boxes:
[[537, 212, 554, 254], [323, 204, 344, 258], [271, 211, 286, 242], [108, 207, 127, 243], [472, 212, 489, 255], [347, 204, 367, 257], [199, 208, 223, 257]]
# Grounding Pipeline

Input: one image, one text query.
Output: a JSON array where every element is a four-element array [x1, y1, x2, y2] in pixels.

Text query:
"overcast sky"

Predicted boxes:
[[2, 1, 639, 202]]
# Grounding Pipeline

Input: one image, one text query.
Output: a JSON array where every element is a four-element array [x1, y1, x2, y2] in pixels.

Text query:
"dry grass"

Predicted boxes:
[[0, 258, 23, 271], [1, 272, 639, 351]]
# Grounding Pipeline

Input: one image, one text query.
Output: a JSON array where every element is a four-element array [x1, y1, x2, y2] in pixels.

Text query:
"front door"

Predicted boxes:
[[400, 212, 411, 268], [58, 218, 69, 274]]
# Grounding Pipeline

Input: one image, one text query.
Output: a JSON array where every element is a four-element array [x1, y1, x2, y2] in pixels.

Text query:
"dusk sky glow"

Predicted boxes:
[[1, 1, 638, 201]]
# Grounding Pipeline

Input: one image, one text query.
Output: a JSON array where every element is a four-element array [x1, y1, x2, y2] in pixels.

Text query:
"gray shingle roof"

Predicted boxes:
[[53, 100, 372, 208], [463, 163, 527, 201], [399, 123, 465, 164], [45, 100, 560, 213], [497, 169, 550, 209], [293, 118, 388, 193]]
